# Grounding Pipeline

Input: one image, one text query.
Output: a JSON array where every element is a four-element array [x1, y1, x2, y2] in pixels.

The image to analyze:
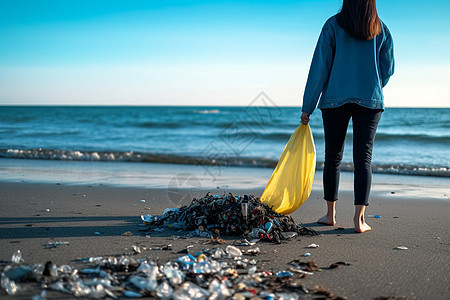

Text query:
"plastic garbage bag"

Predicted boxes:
[[261, 124, 315, 215]]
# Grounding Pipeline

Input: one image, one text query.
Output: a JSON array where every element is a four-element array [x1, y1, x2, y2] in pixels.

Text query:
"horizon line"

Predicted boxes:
[[1, 104, 449, 109]]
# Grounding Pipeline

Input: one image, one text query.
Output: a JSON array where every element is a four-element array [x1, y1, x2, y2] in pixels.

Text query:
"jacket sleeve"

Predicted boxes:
[[379, 26, 395, 88], [302, 23, 335, 114]]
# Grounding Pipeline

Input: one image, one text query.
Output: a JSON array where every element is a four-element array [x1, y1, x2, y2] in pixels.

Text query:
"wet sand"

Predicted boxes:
[[0, 181, 449, 299]]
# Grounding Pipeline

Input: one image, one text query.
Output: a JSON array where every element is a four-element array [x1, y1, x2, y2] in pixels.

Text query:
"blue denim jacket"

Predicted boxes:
[[302, 15, 395, 114]]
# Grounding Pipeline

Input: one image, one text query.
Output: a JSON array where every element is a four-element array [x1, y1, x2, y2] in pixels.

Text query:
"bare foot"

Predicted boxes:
[[354, 216, 372, 233], [354, 205, 371, 233], [318, 214, 336, 226], [318, 201, 336, 225]]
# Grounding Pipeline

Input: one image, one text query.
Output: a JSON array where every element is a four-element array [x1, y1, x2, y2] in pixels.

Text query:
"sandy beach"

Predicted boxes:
[[1, 175, 449, 299]]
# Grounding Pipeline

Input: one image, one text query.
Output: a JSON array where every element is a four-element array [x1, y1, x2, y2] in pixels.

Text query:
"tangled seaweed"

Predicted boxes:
[[142, 192, 316, 243]]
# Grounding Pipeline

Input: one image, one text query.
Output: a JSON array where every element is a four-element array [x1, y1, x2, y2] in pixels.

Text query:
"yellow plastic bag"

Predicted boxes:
[[261, 124, 316, 215]]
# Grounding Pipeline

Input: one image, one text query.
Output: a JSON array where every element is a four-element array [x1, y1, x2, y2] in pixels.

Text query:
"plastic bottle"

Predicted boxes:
[[211, 248, 225, 259], [173, 282, 209, 300], [137, 262, 159, 280], [248, 266, 257, 276], [156, 280, 173, 299], [1, 273, 18, 295], [128, 275, 158, 292], [163, 263, 185, 286], [208, 278, 231, 299]]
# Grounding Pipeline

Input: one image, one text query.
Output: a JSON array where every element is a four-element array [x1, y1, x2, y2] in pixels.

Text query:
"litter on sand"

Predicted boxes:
[[44, 241, 69, 249], [1, 248, 343, 299], [394, 246, 408, 250], [140, 192, 317, 244]]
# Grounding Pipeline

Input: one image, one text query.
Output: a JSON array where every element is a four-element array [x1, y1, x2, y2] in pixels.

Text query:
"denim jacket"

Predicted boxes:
[[302, 15, 395, 114]]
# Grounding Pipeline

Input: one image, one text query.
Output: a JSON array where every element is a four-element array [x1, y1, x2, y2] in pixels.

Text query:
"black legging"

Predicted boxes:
[[321, 103, 382, 206]]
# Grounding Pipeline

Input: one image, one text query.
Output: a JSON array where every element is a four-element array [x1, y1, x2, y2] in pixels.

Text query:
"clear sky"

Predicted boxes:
[[0, 0, 449, 107]]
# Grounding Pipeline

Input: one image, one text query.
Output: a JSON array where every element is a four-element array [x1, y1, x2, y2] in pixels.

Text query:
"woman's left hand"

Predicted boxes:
[[301, 112, 310, 125]]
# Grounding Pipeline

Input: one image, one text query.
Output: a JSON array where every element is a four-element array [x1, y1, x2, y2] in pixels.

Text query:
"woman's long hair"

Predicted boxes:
[[337, 0, 381, 40]]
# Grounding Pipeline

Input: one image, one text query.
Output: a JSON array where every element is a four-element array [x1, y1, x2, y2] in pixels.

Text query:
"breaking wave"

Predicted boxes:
[[1, 148, 449, 178]]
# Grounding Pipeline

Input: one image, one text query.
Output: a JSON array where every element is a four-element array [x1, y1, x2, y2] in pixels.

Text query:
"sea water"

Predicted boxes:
[[0, 106, 449, 179]]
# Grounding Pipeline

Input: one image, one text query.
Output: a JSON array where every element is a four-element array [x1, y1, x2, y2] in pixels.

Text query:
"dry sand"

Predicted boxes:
[[0, 181, 449, 299]]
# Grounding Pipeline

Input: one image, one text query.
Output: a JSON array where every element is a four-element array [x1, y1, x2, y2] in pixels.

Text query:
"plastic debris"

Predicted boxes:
[[225, 245, 242, 257], [11, 250, 23, 264], [0, 219, 342, 299], [45, 241, 69, 249], [394, 246, 408, 250], [123, 290, 143, 298], [4, 265, 32, 281], [281, 232, 298, 239], [3, 246, 338, 298], [368, 214, 382, 218], [307, 243, 319, 248], [132, 245, 141, 254], [1, 273, 18, 295], [156, 280, 173, 299], [302, 253, 311, 257], [276, 270, 293, 278], [121, 231, 133, 236], [246, 247, 260, 255], [141, 214, 153, 224], [140, 199, 146, 203], [141, 192, 316, 244]]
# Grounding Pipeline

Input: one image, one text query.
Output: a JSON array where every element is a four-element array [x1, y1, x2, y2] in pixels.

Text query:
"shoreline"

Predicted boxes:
[[0, 158, 449, 201], [1, 155, 449, 178], [0, 181, 449, 299]]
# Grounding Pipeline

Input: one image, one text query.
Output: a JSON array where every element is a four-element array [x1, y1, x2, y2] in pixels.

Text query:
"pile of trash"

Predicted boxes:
[[141, 193, 316, 243], [1, 248, 344, 299]]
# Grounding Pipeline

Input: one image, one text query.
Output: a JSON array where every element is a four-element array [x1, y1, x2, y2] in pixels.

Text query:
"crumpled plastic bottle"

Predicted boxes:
[[137, 261, 159, 279], [127, 275, 158, 292], [59, 265, 73, 274], [211, 248, 226, 260], [172, 281, 209, 300], [156, 280, 173, 299], [248, 266, 257, 276], [176, 255, 195, 271], [163, 263, 185, 286], [192, 259, 221, 274], [1, 272, 18, 295], [208, 278, 231, 300], [49, 280, 72, 294]]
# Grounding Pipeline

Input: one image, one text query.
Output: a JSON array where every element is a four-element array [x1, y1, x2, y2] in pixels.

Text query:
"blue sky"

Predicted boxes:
[[0, 0, 449, 107]]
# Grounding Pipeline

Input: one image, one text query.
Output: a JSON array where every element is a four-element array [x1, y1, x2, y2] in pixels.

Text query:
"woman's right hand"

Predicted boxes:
[[301, 112, 310, 125]]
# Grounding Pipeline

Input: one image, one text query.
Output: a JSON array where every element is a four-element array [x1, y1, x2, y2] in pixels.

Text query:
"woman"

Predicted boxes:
[[301, 0, 394, 232]]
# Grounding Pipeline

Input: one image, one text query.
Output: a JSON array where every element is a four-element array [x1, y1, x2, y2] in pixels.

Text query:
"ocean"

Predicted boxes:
[[0, 106, 449, 178]]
